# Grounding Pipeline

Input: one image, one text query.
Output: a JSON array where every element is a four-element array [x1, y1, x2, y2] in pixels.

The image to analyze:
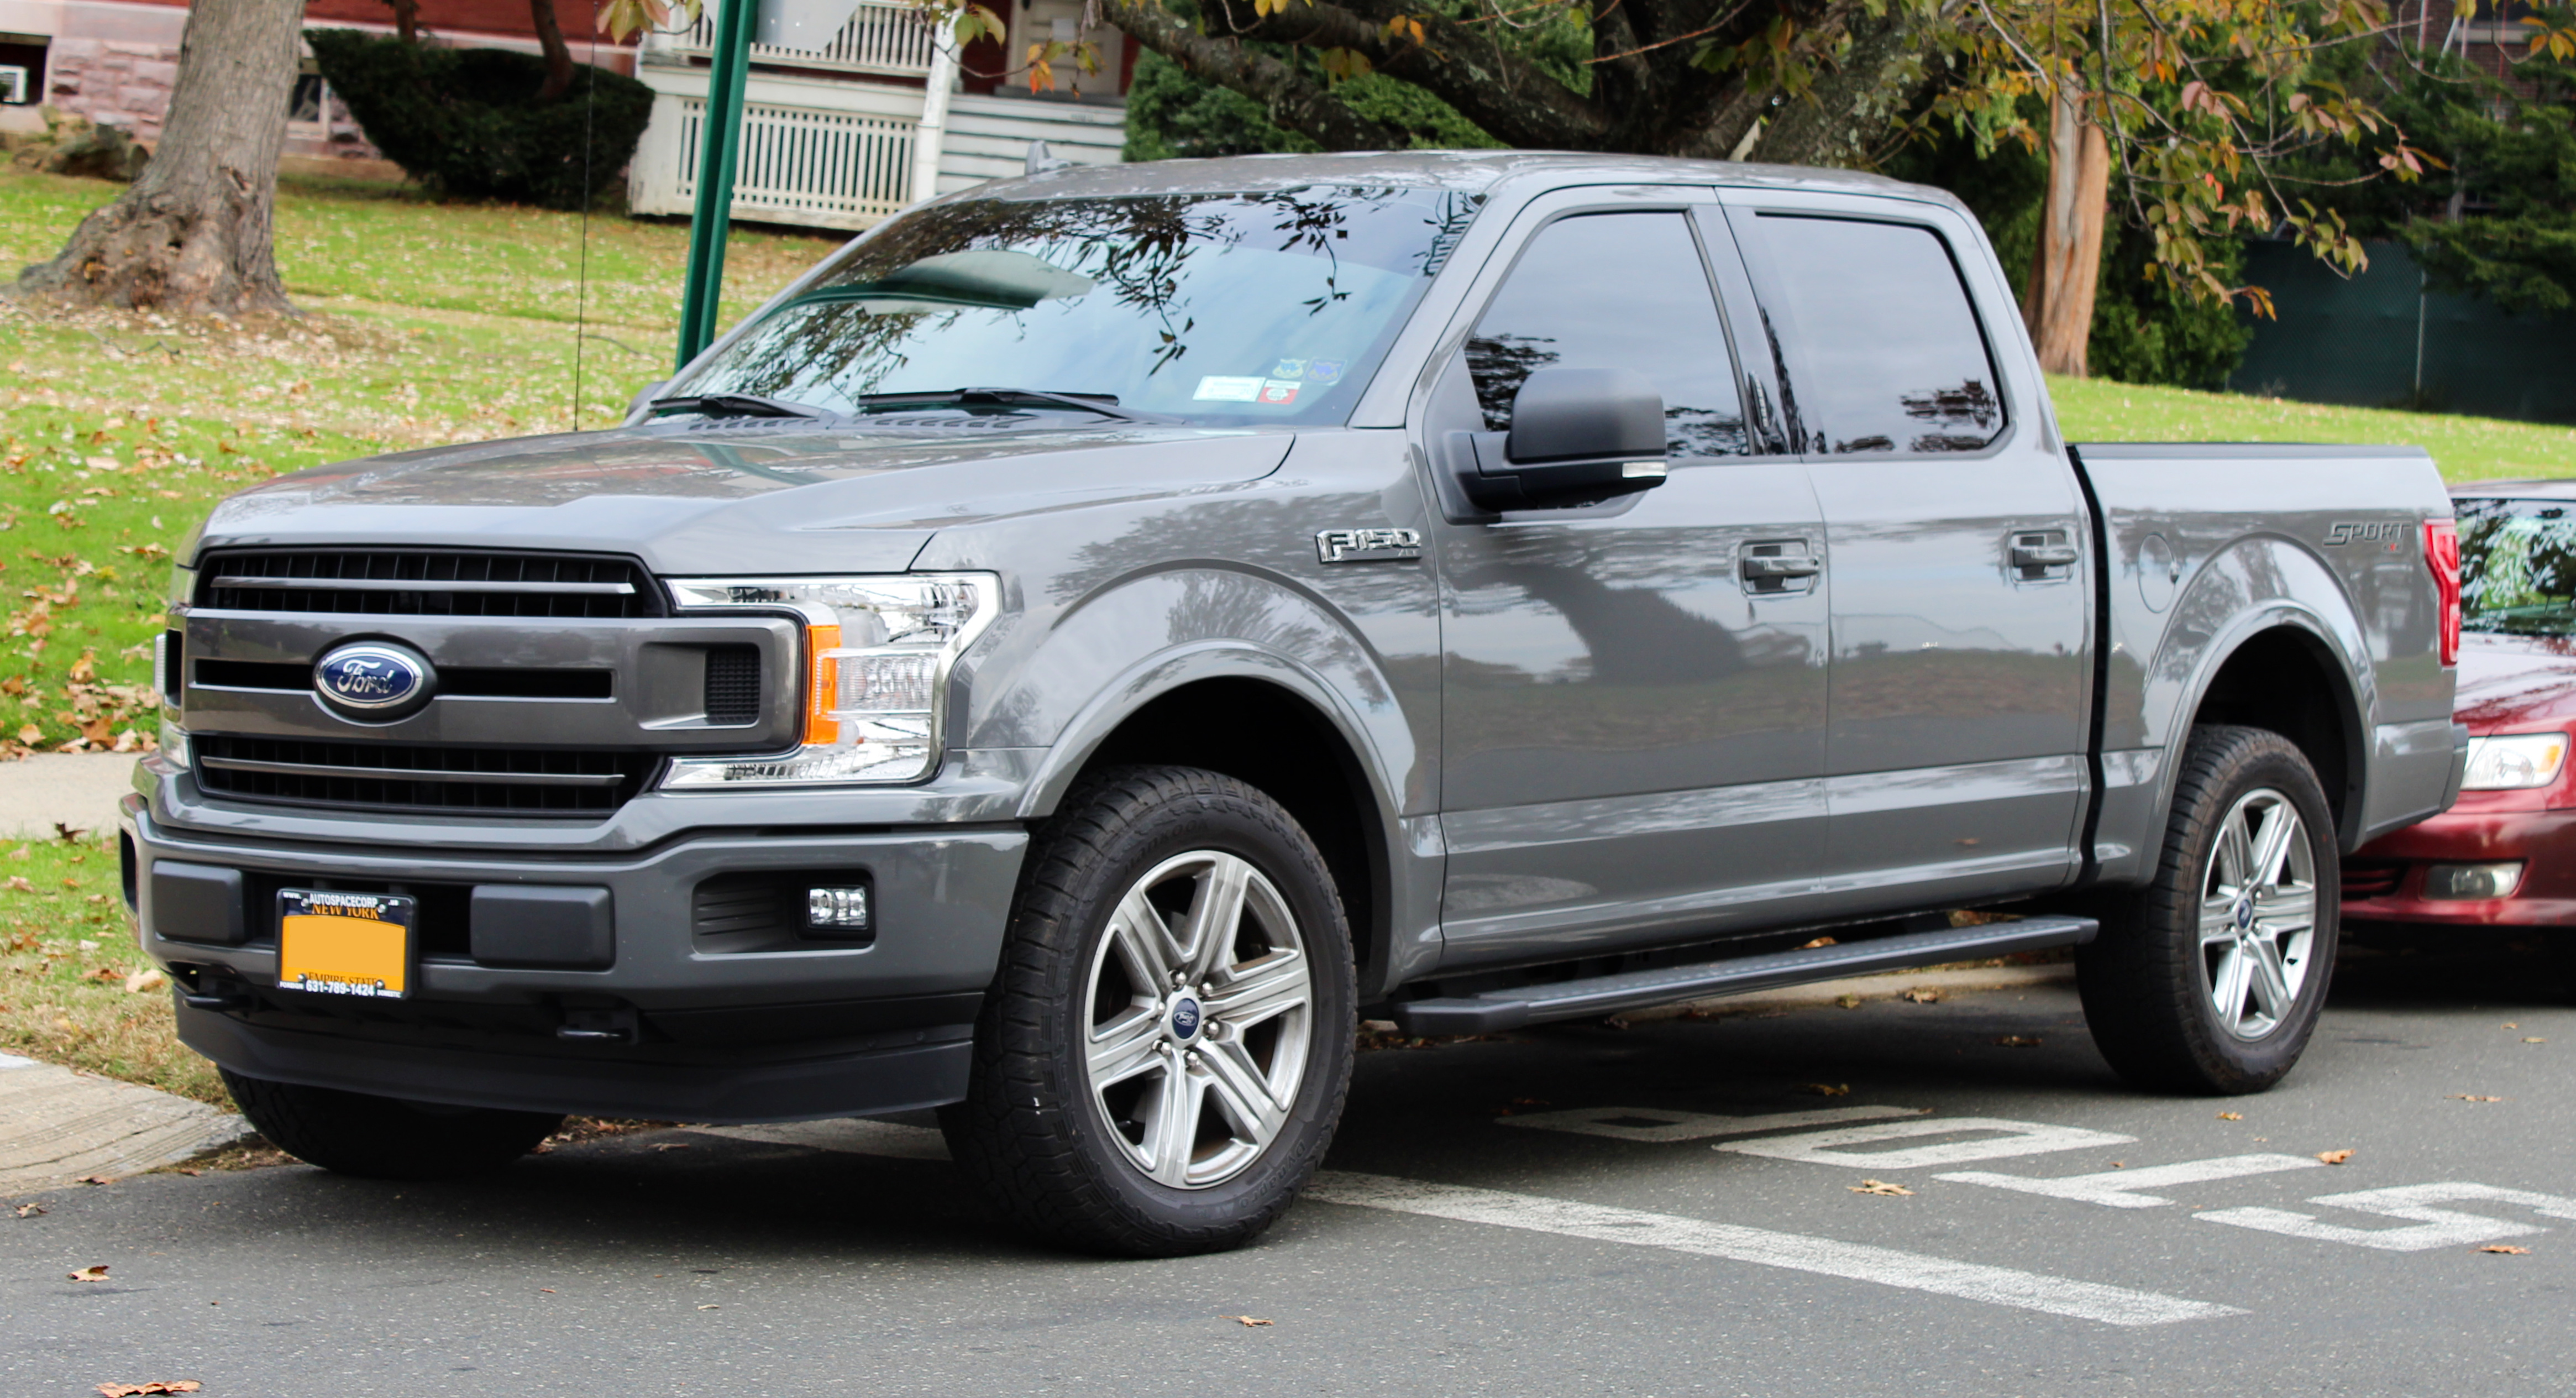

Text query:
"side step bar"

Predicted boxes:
[[1389, 916, 2098, 1035]]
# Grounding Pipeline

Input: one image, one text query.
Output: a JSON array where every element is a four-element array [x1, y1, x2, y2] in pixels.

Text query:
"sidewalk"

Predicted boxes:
[[0, 752, 135, 840], [0, 1051, 253, 1195]]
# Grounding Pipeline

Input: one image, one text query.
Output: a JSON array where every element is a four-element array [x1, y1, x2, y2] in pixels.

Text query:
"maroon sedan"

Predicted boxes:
[[2346, 482, 2576, 975]]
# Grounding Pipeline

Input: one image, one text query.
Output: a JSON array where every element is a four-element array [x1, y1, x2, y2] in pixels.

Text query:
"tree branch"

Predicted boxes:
[[1106, 0, 1402, 149]]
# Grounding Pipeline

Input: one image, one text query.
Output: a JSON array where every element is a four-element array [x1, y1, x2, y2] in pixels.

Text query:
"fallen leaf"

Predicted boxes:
[[68, 1264, 108, 1281], [539, 1287, 556, 1294], [1834, 993, 1863, 1009], [14, 1203, 43, 1218], [2480, 1244, 2532, 1255], [1994, 1035, 2043, 1048], [1798, 1082, 1851, 1097], [123, 969, 165, 994], [2524, 1037, 2547, 1045], [53, 821, 86, 843], [1850, 1179, 1915, 1196], [2315, 1150, 2354, 1165], [652, 1142, 692, 1151], [697, 1304, 719, 1311], [95, 1385, 201, 1396], [2503, 1022, 2519, 1029], [1, 876, 33, 893], [1224, 1315, 1275, 1327], [85, 967, 119, 983], [1798, 936, 1838, 949], [1902, 988, 1943, 1004], [2217, 1111, 2244, 1121], [2449, 1094, 2505, 1103], [2109, 1161, 2126, 1169]]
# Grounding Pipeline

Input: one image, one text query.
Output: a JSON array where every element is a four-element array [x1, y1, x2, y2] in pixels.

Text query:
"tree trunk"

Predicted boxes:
[[11, 0, 300, 314], [530, 0, 578, 103], [2023, 81, 2110, 378], [382, 0, 421, 44]]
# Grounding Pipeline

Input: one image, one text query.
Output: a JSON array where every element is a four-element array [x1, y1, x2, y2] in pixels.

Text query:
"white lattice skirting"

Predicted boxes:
[[673, 97, 918, 226]]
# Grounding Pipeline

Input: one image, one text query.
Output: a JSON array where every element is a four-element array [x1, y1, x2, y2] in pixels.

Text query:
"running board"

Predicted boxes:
[[1389, 916, 2097, 1035]]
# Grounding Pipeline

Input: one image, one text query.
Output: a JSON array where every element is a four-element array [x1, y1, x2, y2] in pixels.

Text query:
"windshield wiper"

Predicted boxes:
[[843, 388, 1183, 425], [649, 393, 831, 420]]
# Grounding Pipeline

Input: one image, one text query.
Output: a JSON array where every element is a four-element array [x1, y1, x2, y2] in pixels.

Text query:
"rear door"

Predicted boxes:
[[1420, 190, 1835, 970], [1718, 195, 2093, 910]]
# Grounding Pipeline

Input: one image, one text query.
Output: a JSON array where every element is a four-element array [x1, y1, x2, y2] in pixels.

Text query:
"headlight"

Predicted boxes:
[[658, 574, 998, 788], [2460, 732, 2569, 791]]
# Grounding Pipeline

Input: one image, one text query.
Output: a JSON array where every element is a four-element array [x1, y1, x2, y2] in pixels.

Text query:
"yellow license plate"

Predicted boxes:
[[277, 889, 415, 999]]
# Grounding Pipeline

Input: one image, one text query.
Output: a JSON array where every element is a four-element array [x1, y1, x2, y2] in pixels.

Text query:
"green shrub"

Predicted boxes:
[[306, 30, 654, 210]]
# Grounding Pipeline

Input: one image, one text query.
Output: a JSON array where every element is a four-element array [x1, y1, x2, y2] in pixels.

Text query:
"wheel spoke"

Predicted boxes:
[[2200, 896, 2241, 947], [1178, 855, 1253, 982], [1140, 1059, 1202, 1187], [2254, 884, 2317, 935], [2208, 945, 2249, 1029], [2249, 802, 2299, 888], [1107, 887, 1177, 990], [2212, 812, 2254, 896], [1199, 1037, 1286, 1145], [1203, 950, 1309, 1030], [1087, 1009, 1164, 1090], [2246, 935, 2295, 1022]]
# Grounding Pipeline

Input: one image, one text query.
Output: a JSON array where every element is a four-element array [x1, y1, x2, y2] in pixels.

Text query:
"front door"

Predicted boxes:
[[1425, 200, 1834, 970], [1724, 202, 2092, 911]]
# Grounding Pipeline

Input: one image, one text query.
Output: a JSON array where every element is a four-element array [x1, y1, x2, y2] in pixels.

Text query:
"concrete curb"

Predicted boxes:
[[0, 1052, 254, 1196]]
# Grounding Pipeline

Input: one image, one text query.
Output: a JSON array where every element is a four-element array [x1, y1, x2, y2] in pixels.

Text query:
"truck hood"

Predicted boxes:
[[192, 421, 1298, 574]]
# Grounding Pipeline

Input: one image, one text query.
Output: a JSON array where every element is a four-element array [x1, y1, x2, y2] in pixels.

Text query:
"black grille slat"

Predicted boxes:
[[195, 736, 651, 817], [2341, 860, 2404, 900], [196, 549, 661, 620], [704, 645, 762, 725]]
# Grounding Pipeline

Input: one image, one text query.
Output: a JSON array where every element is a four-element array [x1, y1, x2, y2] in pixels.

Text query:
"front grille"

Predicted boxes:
[[704, 645, 762, 724], [195, 735, 653, 817], [2341, 859, 2405, 900], [196, 548, 662, 620]]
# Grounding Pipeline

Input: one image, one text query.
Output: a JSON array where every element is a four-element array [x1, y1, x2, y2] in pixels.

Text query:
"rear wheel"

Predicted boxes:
[[942, 765, 1355, 1256], [2079, 724, 2339, 1094], [220, 1069, 562, 1179]]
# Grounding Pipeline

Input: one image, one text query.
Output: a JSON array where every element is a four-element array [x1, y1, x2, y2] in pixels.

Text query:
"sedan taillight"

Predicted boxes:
[[2425, 519, 2460, 667]]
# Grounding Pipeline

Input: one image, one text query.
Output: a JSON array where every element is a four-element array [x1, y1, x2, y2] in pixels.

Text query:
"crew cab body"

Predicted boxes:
[[122, 153, 2464, 1163]]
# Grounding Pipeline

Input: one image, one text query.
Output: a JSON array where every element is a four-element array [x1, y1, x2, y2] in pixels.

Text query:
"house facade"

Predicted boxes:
[[0, 0, 1127, 229]]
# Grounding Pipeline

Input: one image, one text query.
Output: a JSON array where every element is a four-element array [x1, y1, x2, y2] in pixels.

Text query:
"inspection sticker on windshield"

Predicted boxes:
[[277, 889, 415, 999], [1195, 376, 1266, 402], [1260, 381, 1300, 405]]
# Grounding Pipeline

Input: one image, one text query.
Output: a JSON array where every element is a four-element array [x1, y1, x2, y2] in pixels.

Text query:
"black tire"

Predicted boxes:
[[2078, 724, 2341, 1095], [942, 765, 1357, 1257], [220, 1069, 563, 1179]]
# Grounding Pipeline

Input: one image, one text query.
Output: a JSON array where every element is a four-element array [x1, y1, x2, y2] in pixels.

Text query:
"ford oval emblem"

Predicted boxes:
[[313, 641, 434, 719]]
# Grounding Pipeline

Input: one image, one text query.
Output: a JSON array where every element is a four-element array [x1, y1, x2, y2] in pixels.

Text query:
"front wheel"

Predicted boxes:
[[2078, 725, 2340, 1095], [942, 765, 1356, 1257]]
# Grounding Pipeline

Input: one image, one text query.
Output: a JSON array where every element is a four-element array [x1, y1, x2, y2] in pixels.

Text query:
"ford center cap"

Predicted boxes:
[[314, 641, 436, 720]]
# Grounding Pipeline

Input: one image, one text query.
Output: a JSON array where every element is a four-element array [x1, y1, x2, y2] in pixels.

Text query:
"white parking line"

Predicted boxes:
[[1303, 1170, 2246, 1327], [1937, 1154, 2323, 1208], [2198, 1182, 2576, 1252], [1717, 1117, 2136, 1169]]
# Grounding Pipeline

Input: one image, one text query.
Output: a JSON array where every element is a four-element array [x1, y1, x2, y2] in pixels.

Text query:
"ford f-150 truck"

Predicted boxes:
[[123, 152, 2468, 1258]]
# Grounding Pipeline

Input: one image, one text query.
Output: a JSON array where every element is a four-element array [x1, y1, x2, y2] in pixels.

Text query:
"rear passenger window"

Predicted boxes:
[[1466, 212, 1746, 459], [1748, 216, 2003, 456]]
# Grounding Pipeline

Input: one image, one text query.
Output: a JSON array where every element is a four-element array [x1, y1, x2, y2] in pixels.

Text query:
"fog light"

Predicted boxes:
[[805, 885, 870, 933], [2424, 862, 2523, 901]]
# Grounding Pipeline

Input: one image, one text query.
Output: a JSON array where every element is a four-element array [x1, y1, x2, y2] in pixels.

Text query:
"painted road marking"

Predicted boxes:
[[2197, 1182, 2576, 1252], [1719, 1117, 2136, 1169], [1499, 1103, 1927, 1142], [1937, 1154, 2323, 1208], [1304, 1170, 2246, 1327]]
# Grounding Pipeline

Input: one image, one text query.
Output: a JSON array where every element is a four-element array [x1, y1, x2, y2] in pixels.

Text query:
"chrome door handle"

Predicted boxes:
[[1741, 556, 1822, 580], [2011, 542, 2081, 568]]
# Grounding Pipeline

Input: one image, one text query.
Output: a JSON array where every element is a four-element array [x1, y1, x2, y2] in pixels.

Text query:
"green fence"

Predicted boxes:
[[2229, 239, 2576, 426]]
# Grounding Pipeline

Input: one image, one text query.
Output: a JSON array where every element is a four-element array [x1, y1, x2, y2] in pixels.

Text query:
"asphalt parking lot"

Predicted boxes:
[[7, 947, 2569, 1398]]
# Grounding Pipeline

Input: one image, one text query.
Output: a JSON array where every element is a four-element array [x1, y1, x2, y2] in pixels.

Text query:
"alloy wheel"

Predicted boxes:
[[2197, 787, 2319, 1041]]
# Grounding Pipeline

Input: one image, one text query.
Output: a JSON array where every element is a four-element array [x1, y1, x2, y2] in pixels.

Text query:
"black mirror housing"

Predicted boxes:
[[1455, 366, 1670, 510], [626, 380, 669, 423]]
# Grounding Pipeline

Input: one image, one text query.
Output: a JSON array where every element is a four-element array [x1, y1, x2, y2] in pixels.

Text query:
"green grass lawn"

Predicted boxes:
[[2048, 376, 2576, 482]]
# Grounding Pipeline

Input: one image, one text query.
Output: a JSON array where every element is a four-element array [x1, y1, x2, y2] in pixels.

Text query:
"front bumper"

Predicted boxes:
[[2343, 804, 2576, 930], [120, 792, 1027, 1122]]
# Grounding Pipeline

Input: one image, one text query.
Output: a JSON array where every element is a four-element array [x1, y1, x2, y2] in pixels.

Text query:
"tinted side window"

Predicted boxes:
[[1466, 212, 1746, 459], [1750, 216, 2003, 455]]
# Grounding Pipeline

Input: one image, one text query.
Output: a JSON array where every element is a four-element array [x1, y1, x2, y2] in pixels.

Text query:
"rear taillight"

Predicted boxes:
[[2425, 519, 2460, 666]]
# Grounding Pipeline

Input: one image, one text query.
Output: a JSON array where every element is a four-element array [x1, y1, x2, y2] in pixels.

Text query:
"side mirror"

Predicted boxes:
[[1455, 366, 1669, 510], [626, 380, 668, 424]]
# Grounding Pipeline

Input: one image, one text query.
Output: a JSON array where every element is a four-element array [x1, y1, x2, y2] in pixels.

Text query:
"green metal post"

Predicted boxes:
[[675, 0, 756, 371]]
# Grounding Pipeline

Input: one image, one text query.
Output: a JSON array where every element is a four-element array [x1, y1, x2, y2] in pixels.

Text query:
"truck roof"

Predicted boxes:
[[970, 149, 1960, 212]]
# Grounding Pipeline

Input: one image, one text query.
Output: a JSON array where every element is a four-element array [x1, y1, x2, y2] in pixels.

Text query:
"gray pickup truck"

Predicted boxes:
[[124, 151, 2467, 1257]]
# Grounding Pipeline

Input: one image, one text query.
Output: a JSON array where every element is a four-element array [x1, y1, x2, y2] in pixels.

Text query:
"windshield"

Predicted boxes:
[[2459, 497, 2576, 637], [668, 186, 1482, 427]]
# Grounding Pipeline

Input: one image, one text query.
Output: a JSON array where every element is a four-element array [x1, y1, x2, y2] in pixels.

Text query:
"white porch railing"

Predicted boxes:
[[671, 96, 919, 225], [645, 0, 939, 78]]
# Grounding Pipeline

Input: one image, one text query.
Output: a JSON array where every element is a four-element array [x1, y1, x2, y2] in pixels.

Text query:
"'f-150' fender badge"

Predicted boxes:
[[1316, 528, 1423, 564]]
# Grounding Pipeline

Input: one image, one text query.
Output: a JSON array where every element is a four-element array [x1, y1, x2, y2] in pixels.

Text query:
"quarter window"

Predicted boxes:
[[1749, 215, 2004, 456], [1465, 212, 1747, 459]]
